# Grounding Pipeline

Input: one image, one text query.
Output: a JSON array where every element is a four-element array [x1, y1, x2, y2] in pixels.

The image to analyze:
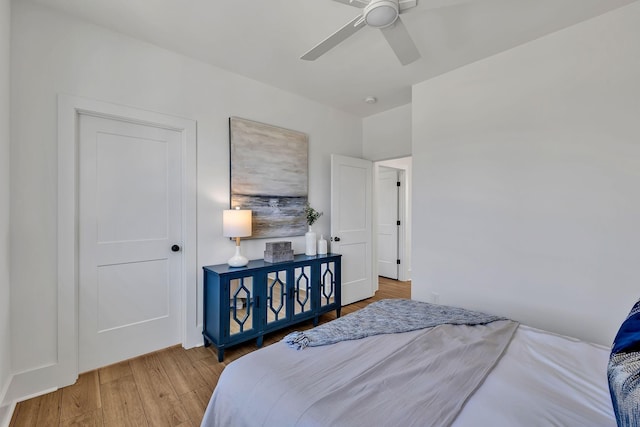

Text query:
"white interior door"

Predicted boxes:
[[79, 114, 182, 372], [331, 154, 374, 305], [377, 167, 399, 279]]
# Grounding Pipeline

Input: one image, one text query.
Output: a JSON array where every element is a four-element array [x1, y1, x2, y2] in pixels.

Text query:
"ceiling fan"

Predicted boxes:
[[301, 0, 421, 66]]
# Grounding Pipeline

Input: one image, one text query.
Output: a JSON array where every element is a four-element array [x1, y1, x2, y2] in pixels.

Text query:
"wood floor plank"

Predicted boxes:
[[100, 375, 147, 427], [61, 371, 101, 421], [184, 346, 212, 364], [98, 360, 132, 385], [36, 389, 62, 426], [129, 353, 190, 427], [179, 386, 212, 426], [10, 393, 42, 426], [192, 357, 223, 390], [157, 346, 208, 396], [59, 408, 104, 427]]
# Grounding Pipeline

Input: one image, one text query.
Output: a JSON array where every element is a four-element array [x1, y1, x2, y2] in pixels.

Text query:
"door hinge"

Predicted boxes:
[[397, 259, 401, 265], [397, 181, 401, 187], [396, 220, 401, 226]]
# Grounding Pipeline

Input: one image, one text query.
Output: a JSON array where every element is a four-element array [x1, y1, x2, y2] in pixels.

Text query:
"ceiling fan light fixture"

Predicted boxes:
[[301, 0, 419, 65], [364, 0, 399, 28]]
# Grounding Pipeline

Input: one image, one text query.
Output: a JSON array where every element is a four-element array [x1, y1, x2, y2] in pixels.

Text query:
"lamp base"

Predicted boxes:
[[228, 246, 248, 267]]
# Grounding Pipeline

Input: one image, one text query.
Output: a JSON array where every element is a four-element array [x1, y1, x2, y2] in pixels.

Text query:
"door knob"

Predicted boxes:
[[333, 237, 341, 242], [171, 245, 181, 252]]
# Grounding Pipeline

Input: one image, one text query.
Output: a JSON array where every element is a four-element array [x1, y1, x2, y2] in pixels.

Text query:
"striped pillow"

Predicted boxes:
[[608, 299, 640, 427]]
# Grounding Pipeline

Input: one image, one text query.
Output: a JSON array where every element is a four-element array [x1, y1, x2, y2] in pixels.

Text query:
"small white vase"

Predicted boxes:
[[305, 226, 317, 256], [317, 234, 328, 255]]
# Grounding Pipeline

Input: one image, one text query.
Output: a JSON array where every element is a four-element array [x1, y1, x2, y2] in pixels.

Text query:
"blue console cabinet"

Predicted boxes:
[[202, 253, 341, 362]]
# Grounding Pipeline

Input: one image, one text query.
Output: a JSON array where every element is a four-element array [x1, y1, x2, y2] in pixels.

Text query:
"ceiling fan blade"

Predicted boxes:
[[398, 0, 418, 11], [301, 15, 366, 61], [380, 17, 420, 65], [332, 0, 367, 8]]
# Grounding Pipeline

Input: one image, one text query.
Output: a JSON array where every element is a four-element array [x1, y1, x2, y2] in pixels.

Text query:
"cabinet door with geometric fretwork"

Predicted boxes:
[[226, 274, 259, 342], [263, 267, 291, 332], [317, 259, 339, 312], [291, 262, 314, 322]]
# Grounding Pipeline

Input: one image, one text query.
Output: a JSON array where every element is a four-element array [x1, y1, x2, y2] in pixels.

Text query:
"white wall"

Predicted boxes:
[[9, 1, 362, 396], [412, 2, 640, 346], [0, 0, 12, 421], [363, 103, 411, 161]]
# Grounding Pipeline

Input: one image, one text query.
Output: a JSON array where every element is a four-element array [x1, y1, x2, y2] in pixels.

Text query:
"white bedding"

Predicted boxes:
[[453, 325, 615, 426], [202, 324, 615, 426]]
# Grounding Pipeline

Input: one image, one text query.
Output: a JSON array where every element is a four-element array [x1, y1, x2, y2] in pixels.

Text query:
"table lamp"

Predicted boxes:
[[223, 207, 252, 267]]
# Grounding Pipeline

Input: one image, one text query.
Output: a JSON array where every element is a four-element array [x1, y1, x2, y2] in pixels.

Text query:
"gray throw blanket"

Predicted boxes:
[[283, 298, 507, 349]]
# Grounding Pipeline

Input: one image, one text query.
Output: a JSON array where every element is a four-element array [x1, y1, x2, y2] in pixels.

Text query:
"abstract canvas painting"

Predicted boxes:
[[229, 117, 308, 238]]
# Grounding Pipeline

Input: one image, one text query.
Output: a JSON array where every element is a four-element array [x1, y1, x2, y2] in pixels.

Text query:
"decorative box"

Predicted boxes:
[[265, 241, 291, 252], [264, 241, 294, 263]]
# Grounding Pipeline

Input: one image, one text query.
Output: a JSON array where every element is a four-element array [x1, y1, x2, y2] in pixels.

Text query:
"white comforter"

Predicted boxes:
[[453, 325, 615, 426], [202, 324, 616, 427]]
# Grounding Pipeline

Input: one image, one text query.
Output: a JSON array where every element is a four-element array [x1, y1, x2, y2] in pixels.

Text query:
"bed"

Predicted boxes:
[[201, 298, 639, 427]]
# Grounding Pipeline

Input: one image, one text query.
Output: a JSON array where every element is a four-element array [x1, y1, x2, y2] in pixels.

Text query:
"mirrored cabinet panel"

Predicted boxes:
[[293, 265, 312, 317], [319, 261, 337, 309], [229, 276, 254, 336], [265, 269, 288, 327]]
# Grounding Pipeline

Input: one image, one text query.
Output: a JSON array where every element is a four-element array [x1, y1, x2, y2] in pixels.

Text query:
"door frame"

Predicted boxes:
[[374, 157, 411, 282], [58, 94, 197, 384], [396, 169, 408, 281], [375, 166, 400, 280]]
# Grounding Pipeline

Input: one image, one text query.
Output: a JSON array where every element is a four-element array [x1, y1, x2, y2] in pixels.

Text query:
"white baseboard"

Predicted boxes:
[[4, 363, 69, 408], [0, 375, 59, 427], [0, 373, 15, 427], [0, 370, 59, 427], [0, 401, 16, 427]]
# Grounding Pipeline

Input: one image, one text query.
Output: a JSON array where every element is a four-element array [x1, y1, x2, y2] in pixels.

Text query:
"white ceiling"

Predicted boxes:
[[32, 0, 636, 117]]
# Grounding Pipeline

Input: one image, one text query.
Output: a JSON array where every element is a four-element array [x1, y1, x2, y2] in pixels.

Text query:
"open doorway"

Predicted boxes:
[[375, 157, 411, 283]]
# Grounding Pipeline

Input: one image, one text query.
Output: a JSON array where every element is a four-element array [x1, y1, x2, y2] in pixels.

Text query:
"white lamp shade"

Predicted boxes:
[[223, 209, 252, 238]]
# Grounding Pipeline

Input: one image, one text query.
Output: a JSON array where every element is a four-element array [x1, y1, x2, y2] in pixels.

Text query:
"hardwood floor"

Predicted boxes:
[[10, 277, 410, 427]]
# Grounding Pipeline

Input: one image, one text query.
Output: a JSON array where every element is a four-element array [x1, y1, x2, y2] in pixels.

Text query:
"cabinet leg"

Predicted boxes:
[[256, 335, 264, 348], [313, 316, 319, 326], [337, 307, 341, 318], [217, 349, 224, 363]]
